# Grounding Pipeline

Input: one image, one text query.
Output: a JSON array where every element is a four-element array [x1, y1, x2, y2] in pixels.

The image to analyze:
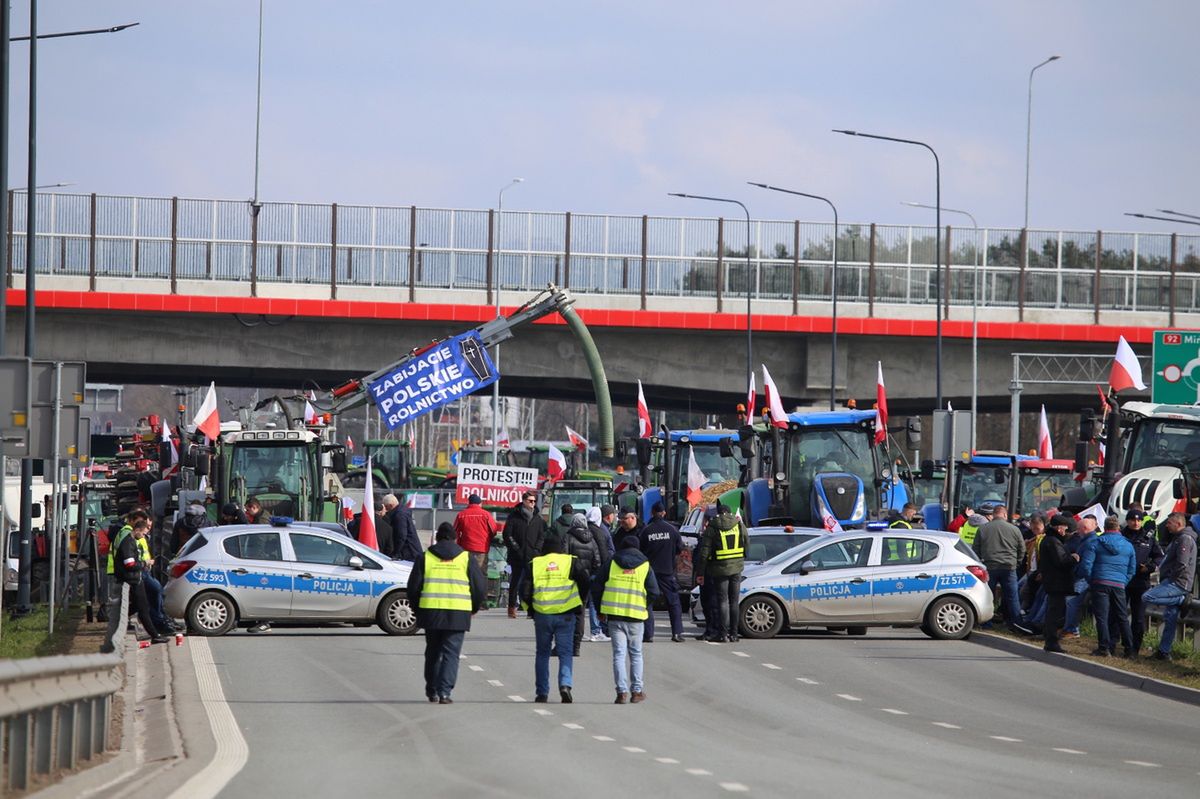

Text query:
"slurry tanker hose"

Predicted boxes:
[[560, 304, 614, 457]]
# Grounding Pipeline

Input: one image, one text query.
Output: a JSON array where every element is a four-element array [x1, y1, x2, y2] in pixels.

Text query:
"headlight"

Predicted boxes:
[[852, 492, 866, 520]]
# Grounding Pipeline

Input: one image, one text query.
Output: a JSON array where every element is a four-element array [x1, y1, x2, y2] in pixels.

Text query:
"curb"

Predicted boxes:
[[971, 631, 1200, 708]]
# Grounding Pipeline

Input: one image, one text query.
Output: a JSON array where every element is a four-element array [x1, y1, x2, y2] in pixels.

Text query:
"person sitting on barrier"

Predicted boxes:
[[101, 514, 170, 652], [1142, 512, 1198, 661]]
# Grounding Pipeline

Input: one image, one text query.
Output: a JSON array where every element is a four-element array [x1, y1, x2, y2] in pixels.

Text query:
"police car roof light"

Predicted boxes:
[[269, 516, 294, 527]]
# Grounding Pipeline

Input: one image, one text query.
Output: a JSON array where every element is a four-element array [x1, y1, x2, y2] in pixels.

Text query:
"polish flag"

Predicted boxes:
[[636, 380, 652, 438], [161, 416, 179, 469], [193, 382, 220, 441], [746, 373, 757, 420], [546, 443, 567, 482], [358, 458, 379, 550], [304, 392, 321, 425], [1037, 405, 1054, 460], [1109, 335, 1146, 392], [1098, 440, 1106, 466], [346, 435, 355, 453], [565, 425, 588, 450], [341, 496, 354, 522], [821, 511, 844, 533], [762, 365, 788, 429], [686, 446, 706, 508], [875, 362, 889, 445], [497, 426, 511, 449]]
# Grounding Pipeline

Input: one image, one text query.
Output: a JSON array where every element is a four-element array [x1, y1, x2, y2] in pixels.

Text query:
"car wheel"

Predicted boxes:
[[924, 596, 975, 640], [377, 591, 417, 635], [739, 595, 785, 639], [846, 626, 867, 636], [186, 591, 238, 636]]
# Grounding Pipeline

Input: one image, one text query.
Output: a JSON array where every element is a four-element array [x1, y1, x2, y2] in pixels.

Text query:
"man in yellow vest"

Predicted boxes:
[[101, 514, 170, 652], [519, 534, 589, 703], [407, 523, 486, 704], [593, 534, 660, 704]]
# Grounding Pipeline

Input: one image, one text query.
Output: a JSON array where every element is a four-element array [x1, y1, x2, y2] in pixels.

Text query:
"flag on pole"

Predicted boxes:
[[762, 365, 788, 429], [193, 382, 220, 440], [1109, 335, 1146, 392], [636, 380, 652, 438], [546, 443, 567, 481], [1038, 405, 1054, 459], [358, 458, 379, 550], [346, 435, 355, 453], [821, 511, 844, 533], [341, 496, 354, 522], [686, 446, 706, 508], [746, 373, 757, 421], [1075, 503, 1106, 527], [565, 425, 588, 450], [875, 362, 889, 445], [161, 416, 179, 468], [497, 426, 511, 449], [304, 392, 321, 425]]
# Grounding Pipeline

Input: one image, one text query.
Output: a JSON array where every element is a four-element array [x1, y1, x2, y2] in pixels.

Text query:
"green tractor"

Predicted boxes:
[[341, 439, 450, 490]]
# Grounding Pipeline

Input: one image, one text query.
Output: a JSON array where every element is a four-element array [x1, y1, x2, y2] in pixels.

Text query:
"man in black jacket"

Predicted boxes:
[[639, 502, 684, 642], [1120, 509, 1164, 653], [384, 493, 422, 561], [1039, 515, 1080, 653], [102, 517, 170, 652], [406, 523, 487, 703], [502, 491, 547, 618], [350, 499, 394, 557]]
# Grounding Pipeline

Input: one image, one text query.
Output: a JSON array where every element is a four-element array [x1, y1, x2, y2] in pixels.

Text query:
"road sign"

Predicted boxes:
[[1152, 330, 1200, 405], [0, 357, 32, 457], [27, 361, 88, 461]]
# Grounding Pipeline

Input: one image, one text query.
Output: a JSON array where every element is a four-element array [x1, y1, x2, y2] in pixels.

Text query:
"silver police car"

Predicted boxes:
[[736, 528, 993, 640], [164, 521, 416, 636]]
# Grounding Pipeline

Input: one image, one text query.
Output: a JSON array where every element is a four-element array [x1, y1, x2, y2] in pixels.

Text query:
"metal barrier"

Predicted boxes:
[[4, 191, 1199, 320], [0, 586, 128, 792]]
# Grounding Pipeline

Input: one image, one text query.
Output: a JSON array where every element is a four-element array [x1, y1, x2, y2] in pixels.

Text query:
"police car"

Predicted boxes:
[[734, 528, 992, 640], [163, 519, 416, 636]]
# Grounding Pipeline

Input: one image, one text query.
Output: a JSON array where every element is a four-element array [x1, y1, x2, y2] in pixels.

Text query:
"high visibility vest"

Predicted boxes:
[[106, 526, 132, 575], [600, 560, 650, 620], [137, 536, 151, 564], [889, 519, 913, 529], [418, 551, 473, 612], [714, 525, 745, 561], [884, 537, 918, 561], [959, 522, 978, 547], [529, 553, 582, 614]]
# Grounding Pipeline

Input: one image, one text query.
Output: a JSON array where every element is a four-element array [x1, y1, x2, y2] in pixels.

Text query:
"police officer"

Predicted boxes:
[[519, 534, 589, 703], [639, 502, 684, 642], [407, 522, 487, 704]]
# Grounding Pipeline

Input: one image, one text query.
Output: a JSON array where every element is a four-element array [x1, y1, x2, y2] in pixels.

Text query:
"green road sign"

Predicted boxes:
[[1153, 330, 1200, 404]]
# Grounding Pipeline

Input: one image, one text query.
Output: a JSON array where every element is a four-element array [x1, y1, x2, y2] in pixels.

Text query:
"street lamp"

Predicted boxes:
[[749, 182, 839, 410], [1125, 212, 1200, 228], [1156, 209, 1200, 222], [1024, 55, 1061, 231], [669, 192, 754, 397], [834, 128, 943, 408], [904, 201, 979, 448], [491, 177, 523, 459]]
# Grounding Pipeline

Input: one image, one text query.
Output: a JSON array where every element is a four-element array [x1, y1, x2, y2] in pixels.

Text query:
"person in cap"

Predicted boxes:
[[453, 493, 498, 572], [639, 501, 684, 642], [1121, 508, 1164, 654], [407, 522, 487, 703], [173, 501, 214, 553], [696, 502, 748, 643], [593, 534, 660, 704], [218, 502, 248, 525], [1038, 515, 1080, 652], [519, 533, 590, 703]]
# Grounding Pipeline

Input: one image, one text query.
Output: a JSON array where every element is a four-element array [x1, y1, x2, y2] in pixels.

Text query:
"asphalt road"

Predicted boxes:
[[206, 613, 1199, 798]]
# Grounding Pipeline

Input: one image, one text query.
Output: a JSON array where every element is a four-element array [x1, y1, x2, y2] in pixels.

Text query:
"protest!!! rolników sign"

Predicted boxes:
[[368, 332, 498, 429]]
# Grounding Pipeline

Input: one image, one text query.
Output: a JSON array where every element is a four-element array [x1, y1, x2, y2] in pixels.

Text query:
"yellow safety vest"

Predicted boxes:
[[714, 525, 745, 561], [529, 553, 581, 614], [418, 551, 473, 612], [884, 537, 919, 561], [600, 560, 650, 620], [959, 522, 978, 547], [105, 526, 132, 575], [137, 537, 151, 564], [889, 519, 913, 529]]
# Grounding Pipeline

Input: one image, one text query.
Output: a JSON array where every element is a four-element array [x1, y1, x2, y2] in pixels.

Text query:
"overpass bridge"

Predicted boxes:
[[1, 191, 1196, 414]]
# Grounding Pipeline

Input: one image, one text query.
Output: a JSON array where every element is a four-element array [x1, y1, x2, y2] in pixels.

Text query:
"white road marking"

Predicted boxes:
[[732, 651, 750, 658], [468, 664, 484, 672], [686, 768, 713, 776], [762, 663, 782, 670], [1123, 760, 1160, 768], [990, 736, 1021, 742], [1053, 747, 1087, 755], [166, 637, 249, 799], [563, 723, 585, 730], [836, 694, 862, 702], [931, 722, 962, 730], [459, 654, 468, 659], [532, 708, 554, 716], [880, 708, 908, 715], [623, 746, 646, 753], [487, 679, 503, 687], [507, 695, 526, 702], [655, 757, 680, 764], [593, 735, 615, 742], [796, 677, 819, 685], [719, 783, 750, 792], [704, 640, 722, 646]]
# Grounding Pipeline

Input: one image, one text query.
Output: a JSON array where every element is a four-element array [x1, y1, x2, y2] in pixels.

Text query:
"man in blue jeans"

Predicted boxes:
[[1062, 517, 1099, 638], [1078, 515, 1137, 657], [974, 504, 1033, 634], [1142, 512, 1197, 661], [519, 534, 589, 703], [594, 534, 660, 704]]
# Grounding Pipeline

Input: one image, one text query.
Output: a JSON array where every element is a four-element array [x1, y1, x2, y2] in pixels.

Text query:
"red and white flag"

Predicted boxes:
[[304, 391, 321, 425], [686, 446, 706, 508], [161, 416, 179, 469], [746, 373, 757, 421], [346, 435, 355, 453], [497, 426, 511, 449], [341, 496, 354, 522], [565, 425, 588, 450], [875, 362, 889, 445], [762, 365, 788, 429], [358, 457, 379, 550], [193, 382, 220, 441], [1037, 405, 1054, 460], [1109, 335, 1146, 392], [636, 380, 652, 438], [821, 511, 844, 533], [546, 443, 567, 482], [1098, 440, 1106, 466]]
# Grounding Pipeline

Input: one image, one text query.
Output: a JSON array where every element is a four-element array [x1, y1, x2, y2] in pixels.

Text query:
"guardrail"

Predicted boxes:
[[4, 192, 1199, 322], [0, 587, 128, 793]]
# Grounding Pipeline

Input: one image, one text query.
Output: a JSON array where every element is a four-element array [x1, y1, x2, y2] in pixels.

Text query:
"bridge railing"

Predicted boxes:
[[4, 191, 1198, 319]]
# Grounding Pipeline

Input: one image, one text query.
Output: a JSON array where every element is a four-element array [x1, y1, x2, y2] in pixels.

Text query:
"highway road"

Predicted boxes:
[[200, 613, 1198, 798]]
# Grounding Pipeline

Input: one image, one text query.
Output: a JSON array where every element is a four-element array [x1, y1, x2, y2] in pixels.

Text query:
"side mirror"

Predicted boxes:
[[1078, 408, 1096, 442], [799, 559, 816, 575], [905, 416, 922, 450], [331, 449, 347, 473], [1073, 441, 1089, 476], [1173, 478, 1186, 500], [719, 436, 735, 459], [158, 436, 174, 470], [634, 438, 652, 468], [615, 439, 628, 460], [737, 425, 756, 458], [194, 453, 211, 477], [348, 555, 364, 570], [149, 479, 172, 519]]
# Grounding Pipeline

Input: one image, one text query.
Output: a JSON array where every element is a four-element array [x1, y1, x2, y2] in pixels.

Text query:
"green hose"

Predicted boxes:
[[561, 305, 614, 457]]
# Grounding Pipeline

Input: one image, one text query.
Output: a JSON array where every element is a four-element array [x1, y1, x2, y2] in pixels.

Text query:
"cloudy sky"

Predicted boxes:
[[6, 1, 1197, 233]]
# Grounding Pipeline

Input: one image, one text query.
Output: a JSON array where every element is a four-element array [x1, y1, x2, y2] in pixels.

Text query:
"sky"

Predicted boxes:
[[4, 1, 1198, 234]]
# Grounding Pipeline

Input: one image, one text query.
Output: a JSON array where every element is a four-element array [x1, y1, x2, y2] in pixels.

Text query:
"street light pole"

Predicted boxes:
[[1125, 212, 1200, 228], [749, 182, 838, 410], [904, 201, 978, 448], [491, 177, 523, 460], [834, 129, 942, 409], [1024, 55, 1061, 231], [669, 192, 754, 396]]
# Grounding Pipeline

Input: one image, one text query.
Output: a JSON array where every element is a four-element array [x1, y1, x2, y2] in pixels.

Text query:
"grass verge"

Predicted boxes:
[[0, 604, 84, 660]]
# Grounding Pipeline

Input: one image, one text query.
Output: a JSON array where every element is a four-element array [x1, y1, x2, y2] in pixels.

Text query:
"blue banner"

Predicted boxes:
[[368, 331, 498, 430]]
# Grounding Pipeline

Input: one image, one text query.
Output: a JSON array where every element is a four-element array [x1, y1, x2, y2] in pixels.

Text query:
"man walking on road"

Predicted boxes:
[[696, 503, 747, 643], [1079, 515, 1137, 657], [1039, 515, 1080, 653], [453, 494, 497, 571], [519, 534, 589, 703], [974, 504, 1033, 634], [407, 523, 487, 704], [594, 534, 660, 704], [1142, 512, 1198, 661], [503, 491, 546, 619], [639, 502, 685, 642]]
